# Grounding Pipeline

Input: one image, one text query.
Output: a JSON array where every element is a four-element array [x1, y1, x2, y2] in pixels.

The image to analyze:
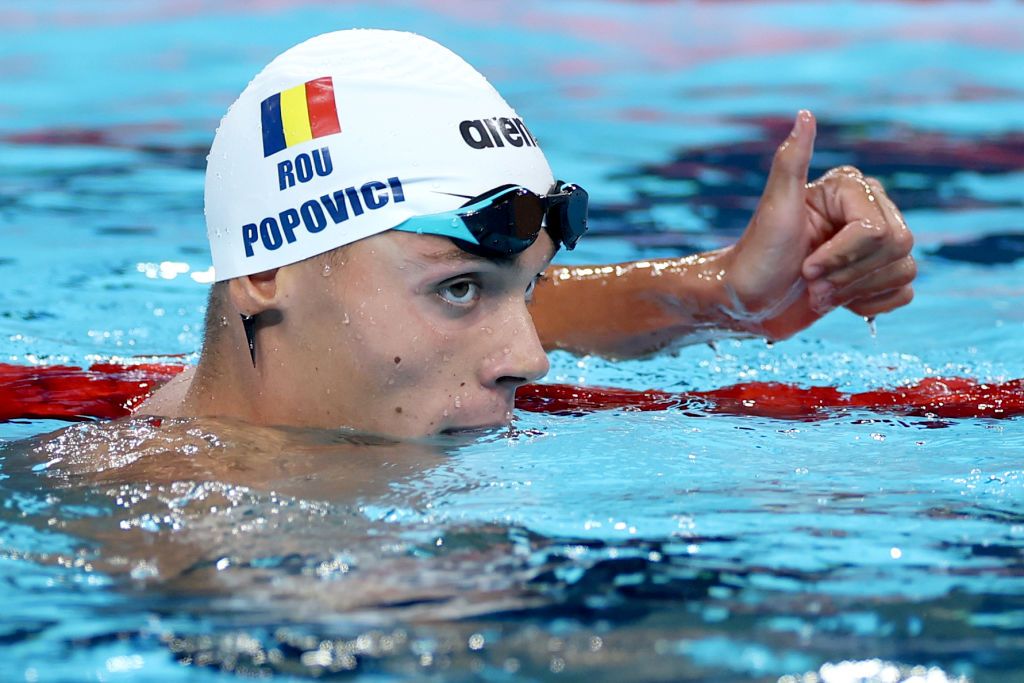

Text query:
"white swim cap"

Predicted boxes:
[[205, 29, 555, 281]]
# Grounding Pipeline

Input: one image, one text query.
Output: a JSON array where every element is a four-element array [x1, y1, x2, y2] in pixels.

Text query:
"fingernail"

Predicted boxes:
[[812, 294, 834, 315], [804, 263, 824, 280], [794, 110, 812, 137], [810, 280, 833, 308]]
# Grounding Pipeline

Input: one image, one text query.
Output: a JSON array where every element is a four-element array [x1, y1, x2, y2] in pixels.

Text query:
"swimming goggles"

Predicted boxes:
[[392, 181, 588, 257]]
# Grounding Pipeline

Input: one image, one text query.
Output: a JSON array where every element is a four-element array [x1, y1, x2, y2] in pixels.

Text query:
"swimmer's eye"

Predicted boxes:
[[438, 278, 481, 306]]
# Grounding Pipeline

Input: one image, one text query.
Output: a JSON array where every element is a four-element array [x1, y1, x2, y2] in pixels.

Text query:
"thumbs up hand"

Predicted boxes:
[[720, 110, 916, 340]]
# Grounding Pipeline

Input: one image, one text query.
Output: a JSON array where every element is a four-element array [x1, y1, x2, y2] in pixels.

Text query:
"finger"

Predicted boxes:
[[760, 110, 817, 214], [843, 284, 914, 318], [802, 216, 901, 290], [810, 255, 916, 312], [864, 176, 912, 237], [803, 168, 893, 279], [819, 166, 888, 226], [802, 214, 908, 297]]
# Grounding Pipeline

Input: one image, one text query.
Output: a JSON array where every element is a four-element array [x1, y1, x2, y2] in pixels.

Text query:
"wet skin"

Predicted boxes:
[[159, 230, 557, 438], [260, 230, 555, 436]]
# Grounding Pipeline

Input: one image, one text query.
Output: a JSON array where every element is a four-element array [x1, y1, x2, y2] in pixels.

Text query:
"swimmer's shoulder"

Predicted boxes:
[[136, 366, 196, 417]]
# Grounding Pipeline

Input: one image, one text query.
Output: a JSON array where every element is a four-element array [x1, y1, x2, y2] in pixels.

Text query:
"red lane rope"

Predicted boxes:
[[0, 362, 185, 422], [0, 362, 1021, 424], [516, 376, 1024, 419]]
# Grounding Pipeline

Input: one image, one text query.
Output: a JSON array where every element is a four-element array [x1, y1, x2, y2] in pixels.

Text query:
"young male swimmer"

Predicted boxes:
[[140, 30, 916, 439]]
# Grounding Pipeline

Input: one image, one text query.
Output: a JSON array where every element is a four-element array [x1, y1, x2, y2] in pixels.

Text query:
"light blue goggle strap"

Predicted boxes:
[[390, 187, 522, 245]]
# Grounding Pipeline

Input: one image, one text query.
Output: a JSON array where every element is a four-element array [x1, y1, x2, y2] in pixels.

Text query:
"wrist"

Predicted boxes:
[[653, 246, 761, 340], [715, 244, 810, 339]]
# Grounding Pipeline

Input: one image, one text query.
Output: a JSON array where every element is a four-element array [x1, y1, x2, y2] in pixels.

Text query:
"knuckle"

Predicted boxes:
[[832, 164, 863, 178], [821, 166, 852, 183], [895, 228, 915, 252], [838, 174, 871, 197], [901, 257, 918, 282], [865, 177, 888, 196]]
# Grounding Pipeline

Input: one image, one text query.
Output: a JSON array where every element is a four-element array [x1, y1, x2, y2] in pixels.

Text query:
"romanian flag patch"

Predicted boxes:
[[260, 76, 341, 158]]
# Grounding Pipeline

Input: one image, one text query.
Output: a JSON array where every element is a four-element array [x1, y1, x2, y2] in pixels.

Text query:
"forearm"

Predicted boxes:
[[531, 247, 755, 358]]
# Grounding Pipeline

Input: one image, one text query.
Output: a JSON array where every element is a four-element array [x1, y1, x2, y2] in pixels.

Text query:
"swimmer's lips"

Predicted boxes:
[[440, 409, 516, 434], [438, 393, 518, 434]]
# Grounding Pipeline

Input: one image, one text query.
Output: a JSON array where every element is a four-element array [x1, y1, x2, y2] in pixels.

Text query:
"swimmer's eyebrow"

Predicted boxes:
[[407, 240, 558, 271], [416, 247, 500, 265], [412, 246, 540, 268]]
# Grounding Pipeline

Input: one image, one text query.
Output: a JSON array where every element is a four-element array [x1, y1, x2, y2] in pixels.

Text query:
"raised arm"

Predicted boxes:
[[531, 111, 916, 358]]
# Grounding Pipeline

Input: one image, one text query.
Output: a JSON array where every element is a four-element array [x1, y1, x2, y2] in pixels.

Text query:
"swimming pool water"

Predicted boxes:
[[2, 1, 1024, 681]]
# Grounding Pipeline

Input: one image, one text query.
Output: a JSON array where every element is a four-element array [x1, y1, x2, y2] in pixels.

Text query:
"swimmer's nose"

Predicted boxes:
[[484, 303, 550, 391]]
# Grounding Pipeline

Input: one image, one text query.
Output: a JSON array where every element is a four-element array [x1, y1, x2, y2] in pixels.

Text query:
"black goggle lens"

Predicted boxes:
[[459, 182, 588, 256], [548, 183, 588, 250]]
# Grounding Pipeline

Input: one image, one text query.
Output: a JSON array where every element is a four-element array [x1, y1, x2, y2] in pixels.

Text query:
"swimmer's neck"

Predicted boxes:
[[137, 312, 267, 422]]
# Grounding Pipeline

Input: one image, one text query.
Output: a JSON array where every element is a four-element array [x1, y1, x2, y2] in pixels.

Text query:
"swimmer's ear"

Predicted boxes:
[[227, 268, 280, 316]]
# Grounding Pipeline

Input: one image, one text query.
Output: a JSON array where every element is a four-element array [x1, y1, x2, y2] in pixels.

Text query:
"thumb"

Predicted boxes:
[[760, 110, 816, 208]]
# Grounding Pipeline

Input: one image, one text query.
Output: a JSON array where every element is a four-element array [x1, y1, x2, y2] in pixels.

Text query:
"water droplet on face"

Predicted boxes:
[[503, 347, 511, 355], [342, 313, 351, 325], [481, 326, 493, 335], [442, 409, 449, 418], [322, 263, 332, 277], [442, 353, 452, 363], [865, 316, 877, 338], [454, 396, 462, 409], [219, 316, 229, 327]]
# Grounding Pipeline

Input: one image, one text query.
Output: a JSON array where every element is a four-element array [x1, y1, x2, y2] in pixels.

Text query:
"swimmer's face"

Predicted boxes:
[[276, 231, 554, 437]]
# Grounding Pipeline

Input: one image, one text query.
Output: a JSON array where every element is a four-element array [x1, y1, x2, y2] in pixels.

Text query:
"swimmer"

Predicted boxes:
[[139, 29, 915, 439]]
